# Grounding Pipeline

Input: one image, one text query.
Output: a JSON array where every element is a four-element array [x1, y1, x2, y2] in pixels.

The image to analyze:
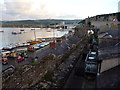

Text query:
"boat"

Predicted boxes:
[[27, 40, 42, 45], [20, 29, 27, 33], [0, 31, 4, 32], [31, 29, 35, 30], [36, 43, 45, 48], [33, 45, 40, 50], [12, 31, 21, 34], [47, 30, 51, 32], [2, 45, 14, 51], [41, 42, 49, 46], [57, 28, 62, 31], [22, 43, 30, 46], [15, 43, 30, 48], [2, 42, 30, 51], [20, 29, 24, 31]]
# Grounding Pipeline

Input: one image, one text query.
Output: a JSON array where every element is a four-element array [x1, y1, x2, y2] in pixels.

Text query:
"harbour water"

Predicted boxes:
[[0, 28, 72, 49]]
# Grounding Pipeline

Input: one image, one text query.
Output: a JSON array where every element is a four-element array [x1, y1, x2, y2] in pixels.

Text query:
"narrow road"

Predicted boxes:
[[64, 55, 84, 88], [64, 51, 96, 89]]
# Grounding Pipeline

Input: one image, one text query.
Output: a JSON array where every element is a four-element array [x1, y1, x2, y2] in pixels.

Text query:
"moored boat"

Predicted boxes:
[[0, 31, 4, 32], [31, 29, 35, 30], [2, 43, 30, 51], [15, 43, 30, 48], [2, 45, 14, 51], [27, 40, 42, 45], [20, 29, 24, 31], [12, 31, 21, 34]]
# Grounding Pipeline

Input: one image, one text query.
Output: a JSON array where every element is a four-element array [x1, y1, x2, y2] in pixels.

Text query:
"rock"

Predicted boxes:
[[43, 83, 48, 88], [70, 64, 73, 67], [47, 81, 51, 84], [54, 73, 58, 77]]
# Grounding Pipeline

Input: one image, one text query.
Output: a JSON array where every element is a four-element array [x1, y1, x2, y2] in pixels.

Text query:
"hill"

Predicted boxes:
[[1, 19, 82, 25]]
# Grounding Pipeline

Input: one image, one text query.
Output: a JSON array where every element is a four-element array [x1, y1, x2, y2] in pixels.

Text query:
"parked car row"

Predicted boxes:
[[85, 28, 99, 76], [85, 49, 98, 75]]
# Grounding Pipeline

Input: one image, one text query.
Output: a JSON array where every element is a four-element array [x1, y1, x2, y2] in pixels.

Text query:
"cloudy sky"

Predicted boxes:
[[0, 0, 119, 21]]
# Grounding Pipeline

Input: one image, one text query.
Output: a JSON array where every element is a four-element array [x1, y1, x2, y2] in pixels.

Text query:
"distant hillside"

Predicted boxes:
[[79, 12, 120, 24], [1, 19, 82, 25]]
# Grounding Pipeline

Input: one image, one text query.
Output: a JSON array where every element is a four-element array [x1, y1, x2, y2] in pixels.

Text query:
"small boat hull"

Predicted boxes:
[[27, 41, 42, 45], [0, 31, 4, 32], [12, 32, 21, 34]]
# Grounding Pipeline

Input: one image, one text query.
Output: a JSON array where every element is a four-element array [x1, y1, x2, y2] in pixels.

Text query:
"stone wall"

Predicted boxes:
[[100, 58, 120, 73], [74, 26, 87, 38], [91, 21, 118, 28]]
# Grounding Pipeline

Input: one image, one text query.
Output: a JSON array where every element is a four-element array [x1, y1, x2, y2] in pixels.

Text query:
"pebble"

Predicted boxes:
[[70, 64, 73, 67]]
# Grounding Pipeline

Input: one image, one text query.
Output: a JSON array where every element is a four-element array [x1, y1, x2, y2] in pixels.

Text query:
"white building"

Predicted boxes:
[[118, 1, 120, 12]]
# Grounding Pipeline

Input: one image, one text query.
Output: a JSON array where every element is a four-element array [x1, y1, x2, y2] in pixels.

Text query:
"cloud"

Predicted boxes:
[[4, 0, 33, 15], [1, 0, 56, 21], [0, 0, 119, 21], [58, 14, 81, 19], [1, 0, 82, 20]]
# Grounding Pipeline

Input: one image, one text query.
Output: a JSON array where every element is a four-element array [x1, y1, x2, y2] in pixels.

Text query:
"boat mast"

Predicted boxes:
[[34, 26, 36, 41]]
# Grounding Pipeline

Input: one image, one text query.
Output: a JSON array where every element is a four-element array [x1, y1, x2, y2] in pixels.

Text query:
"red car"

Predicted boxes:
[[1, 57, 8, 65], [17, 56, 24, 63]]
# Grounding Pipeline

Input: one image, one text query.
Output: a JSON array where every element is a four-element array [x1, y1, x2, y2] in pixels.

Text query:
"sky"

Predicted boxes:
[[0, 0, 119, 21]]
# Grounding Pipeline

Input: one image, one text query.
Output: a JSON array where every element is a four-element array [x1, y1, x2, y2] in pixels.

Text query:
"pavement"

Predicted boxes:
[[64, 56, 84, 88], [64, 51, 96, 89], [97, 65, 120, 88], [64, 45, 96, 89]]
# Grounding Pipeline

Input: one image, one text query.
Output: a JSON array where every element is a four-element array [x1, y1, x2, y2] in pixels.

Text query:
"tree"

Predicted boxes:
[[88, 21, 91, 26]]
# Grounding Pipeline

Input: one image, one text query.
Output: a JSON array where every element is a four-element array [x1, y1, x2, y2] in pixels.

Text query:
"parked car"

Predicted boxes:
[[17, 56, 24, 62], [85, 51, 98, 76], [85, 62, 98, 77], [1, 57, 8, 65]]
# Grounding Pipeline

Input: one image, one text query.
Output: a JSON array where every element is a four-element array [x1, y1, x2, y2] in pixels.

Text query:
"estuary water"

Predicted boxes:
[[0, 28, 71, 49]]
